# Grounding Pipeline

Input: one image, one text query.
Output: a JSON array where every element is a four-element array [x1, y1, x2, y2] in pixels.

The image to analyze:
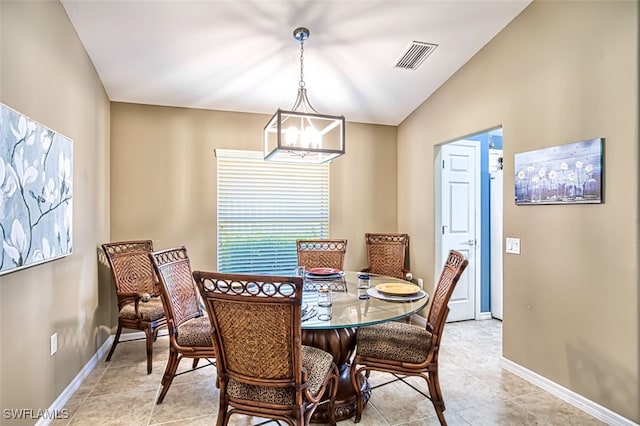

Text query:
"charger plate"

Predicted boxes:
[[367, 287, 427, 302], [376, 282, 421, 296]]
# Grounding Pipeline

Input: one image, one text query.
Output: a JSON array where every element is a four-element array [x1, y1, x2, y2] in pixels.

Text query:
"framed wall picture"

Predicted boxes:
[[0, 102, 73, 275], [514, 137, 603, 205]]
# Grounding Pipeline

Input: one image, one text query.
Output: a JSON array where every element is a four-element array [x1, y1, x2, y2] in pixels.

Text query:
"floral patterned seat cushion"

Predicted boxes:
[[119, 297, 164, 321], [356, 321, 432, 364], [176, 316, 213, 347], [227, 345, 334, 405]]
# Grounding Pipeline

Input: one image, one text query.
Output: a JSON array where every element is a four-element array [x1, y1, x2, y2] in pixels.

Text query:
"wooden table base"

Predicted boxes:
[[302, 327, 371, 422]]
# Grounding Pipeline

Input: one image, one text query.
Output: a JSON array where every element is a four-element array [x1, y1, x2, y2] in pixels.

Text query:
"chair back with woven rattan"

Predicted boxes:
[[195, 273, 302, 388], [297, 239, 347, 270], [426, 250, 469, 343], [364, 233, 409, 279], [101, 239, 167, 375], [150, 246, 203, 330], [193, 272, 340, 426], [349, 249, 467, 425], [102, 240, 159, 307], [149, 247, 216, 404]]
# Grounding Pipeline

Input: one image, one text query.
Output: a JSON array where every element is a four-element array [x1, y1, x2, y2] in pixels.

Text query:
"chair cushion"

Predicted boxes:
[[356, 321, 432, 364], [301, 344, 334, 396], [176, 316, 213, 347], [226, 345, 333, 405], [119, 297, 164, 321]]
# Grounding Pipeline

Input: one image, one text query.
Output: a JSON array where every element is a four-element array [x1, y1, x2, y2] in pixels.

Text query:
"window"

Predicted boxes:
[[216, 149, 330, 274]]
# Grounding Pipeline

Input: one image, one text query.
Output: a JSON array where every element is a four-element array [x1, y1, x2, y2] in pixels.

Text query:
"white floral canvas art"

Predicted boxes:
[[0, 103, 72, 275], [514, 138, 603, 205]]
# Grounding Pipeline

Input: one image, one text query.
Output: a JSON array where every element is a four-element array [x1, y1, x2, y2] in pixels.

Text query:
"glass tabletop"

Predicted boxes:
[[301, 271, 430, 330]]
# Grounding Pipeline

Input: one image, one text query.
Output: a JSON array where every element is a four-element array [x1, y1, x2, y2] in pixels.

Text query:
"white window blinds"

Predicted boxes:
[[216, 149, 330, 274]]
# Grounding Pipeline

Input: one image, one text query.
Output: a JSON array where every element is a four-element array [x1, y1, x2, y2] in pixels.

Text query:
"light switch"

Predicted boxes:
[[506, 237, 521, 255]]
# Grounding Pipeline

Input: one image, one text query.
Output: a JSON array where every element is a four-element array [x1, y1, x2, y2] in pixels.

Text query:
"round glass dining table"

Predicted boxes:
[[300, 271, 430, 422]]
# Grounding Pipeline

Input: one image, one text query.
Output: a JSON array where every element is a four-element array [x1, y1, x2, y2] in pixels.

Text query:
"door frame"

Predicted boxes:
[[489, 148, 504, 320], [434, 140, 482, 320]]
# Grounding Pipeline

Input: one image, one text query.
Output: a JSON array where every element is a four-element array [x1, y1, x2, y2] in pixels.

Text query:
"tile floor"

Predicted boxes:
[[56, 319, 605, 425]]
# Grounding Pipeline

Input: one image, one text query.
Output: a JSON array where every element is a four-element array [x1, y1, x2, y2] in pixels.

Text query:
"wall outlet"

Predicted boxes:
[[505, 237, 521, 254], [417, 278, 424, 288], [50, 333, 58, 356]]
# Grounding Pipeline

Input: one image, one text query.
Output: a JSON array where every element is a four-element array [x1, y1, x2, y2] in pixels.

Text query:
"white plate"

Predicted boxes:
[[366, 287, 427, 302]]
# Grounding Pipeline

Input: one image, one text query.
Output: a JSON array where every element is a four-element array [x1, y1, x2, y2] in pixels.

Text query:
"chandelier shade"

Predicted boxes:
[[264, 27, 345, 164]]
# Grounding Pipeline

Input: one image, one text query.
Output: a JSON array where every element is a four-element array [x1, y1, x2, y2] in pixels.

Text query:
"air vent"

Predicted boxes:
[[393, 41, 438, 70]]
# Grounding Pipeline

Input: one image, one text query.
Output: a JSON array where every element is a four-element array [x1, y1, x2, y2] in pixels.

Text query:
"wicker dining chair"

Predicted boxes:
[[350, 250, 468, 425], [362, 233, 411, 280], [149, 246, 216, 404], [101, 240, 167, 374], [193, 271, 339, 426], [296, 239, 347, 270]]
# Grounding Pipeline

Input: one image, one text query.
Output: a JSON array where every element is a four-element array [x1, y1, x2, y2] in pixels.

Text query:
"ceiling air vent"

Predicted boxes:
[[393, 41, 438, 70]]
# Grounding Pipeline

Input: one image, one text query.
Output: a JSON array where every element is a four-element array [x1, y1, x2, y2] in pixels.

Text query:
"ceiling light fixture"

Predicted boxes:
[[264, 27, 345, 164]]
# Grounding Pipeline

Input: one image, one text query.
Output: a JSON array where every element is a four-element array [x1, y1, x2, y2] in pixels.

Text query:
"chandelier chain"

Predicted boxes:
[[299, 40, 305, 88]]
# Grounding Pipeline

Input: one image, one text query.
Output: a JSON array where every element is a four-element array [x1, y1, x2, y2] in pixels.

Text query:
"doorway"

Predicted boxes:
[[435, 128, 503, 322]]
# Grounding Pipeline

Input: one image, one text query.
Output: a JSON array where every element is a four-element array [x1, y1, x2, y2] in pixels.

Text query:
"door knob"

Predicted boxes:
[[462, 239, 476, 245]]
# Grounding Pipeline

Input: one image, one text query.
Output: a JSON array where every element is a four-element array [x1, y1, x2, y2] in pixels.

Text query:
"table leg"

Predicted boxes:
[[302, 327, 371, 422]]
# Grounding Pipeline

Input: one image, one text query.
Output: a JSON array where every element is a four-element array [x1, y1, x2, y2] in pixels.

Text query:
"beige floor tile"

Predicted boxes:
[[164, 357, 217, 387], [149, 413, 217, 425], [354, 403, 392, 426], [512, 391, 608, 425], [368, 378, 436, 424], [65, 367, 106, 402], [90, 363, 164, 397], [58, 319, 607, 425], [68, 389, 156, 425], [102, 336, 170, 372], [457, 398, 538, 425], [401, 411, 470, 426], [149, 379, 218, 424]]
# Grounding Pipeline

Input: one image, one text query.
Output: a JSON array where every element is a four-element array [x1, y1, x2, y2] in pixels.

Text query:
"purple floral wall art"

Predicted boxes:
[[0, 103, 72, 275], [515, 138, 603, 205]]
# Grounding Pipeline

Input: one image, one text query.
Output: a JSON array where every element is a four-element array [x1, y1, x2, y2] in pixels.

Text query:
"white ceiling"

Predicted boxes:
[[61, 0, 531, 126]]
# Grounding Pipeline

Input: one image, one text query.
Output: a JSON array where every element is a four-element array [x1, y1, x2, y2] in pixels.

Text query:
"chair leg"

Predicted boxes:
[[105, 323, 123, 362], [192, 358, 199, 369], [156, 349, 180, 404], [217, 385, 230, 426], [295, 405, 305, 426], [427, 367, 447, 426], [144, 327, 154, 374], [349, 365, 364, 423], [327, 365, 338, 426]]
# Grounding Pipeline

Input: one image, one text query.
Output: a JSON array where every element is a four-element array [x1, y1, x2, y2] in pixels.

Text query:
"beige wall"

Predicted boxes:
[[0, 0, 111, 422], [110, 103, 397, 273], [398, 0, 638, 421]]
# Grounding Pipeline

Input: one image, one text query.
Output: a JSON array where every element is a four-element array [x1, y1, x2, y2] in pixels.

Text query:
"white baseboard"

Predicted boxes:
[[410, 313, 427, 327], [35, 336, 114, 426], [477, 311, 493, 320], [501, 357, 639, 426]]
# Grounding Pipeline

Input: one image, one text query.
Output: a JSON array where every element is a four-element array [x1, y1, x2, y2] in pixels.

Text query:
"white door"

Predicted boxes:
[[489, 149, 503, 320], [440, 141, 479, 322]]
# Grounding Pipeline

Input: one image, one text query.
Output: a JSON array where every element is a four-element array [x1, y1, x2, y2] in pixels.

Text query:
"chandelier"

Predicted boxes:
[[264, 27, 345, 164]]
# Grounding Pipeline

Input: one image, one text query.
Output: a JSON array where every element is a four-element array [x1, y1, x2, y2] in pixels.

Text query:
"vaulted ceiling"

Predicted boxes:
[[62, 0, 531, 126]]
